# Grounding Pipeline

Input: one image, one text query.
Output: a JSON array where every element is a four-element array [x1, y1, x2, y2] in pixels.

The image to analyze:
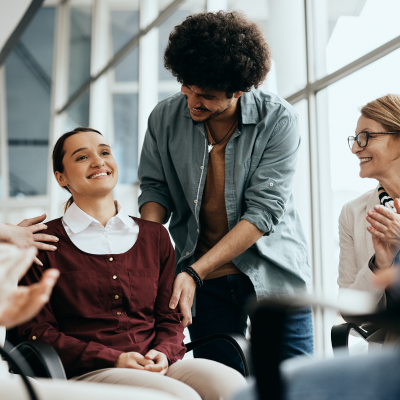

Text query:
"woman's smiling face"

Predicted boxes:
[[352, 115, 400, 181], [55, 131, 118, 199]]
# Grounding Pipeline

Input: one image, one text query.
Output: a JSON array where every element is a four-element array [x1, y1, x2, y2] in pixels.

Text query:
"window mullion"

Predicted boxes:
[[49, 1, 70, 219], [304, 0, 326, 356], [90, 0, 109, 135], [138, 0, 158, 157]]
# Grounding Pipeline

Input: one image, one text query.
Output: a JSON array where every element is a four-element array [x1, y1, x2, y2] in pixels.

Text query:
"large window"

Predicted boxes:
[[5, 7, 56, 198], [65, 5, 92, 129], [109, 2, 140, 184], [2, 0, 400, 355], [313, 0, 400, 78], [158, 0, 206, 101], [228, 0, 307, 98], [293, 0, 400, 354]]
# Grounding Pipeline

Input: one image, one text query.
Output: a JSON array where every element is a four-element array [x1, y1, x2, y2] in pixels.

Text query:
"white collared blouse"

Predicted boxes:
[[62, 202, 139, 254]]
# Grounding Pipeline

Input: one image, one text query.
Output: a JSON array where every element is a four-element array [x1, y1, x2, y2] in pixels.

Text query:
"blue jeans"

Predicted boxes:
[[188, 274, 314, 375]]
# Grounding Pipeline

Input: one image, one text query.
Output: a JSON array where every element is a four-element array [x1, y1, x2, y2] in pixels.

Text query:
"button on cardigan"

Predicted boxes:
[[18, 217, 185, 379]]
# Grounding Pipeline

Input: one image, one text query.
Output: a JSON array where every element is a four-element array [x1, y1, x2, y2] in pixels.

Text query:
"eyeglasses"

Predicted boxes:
[[348, 131, 400, 150]]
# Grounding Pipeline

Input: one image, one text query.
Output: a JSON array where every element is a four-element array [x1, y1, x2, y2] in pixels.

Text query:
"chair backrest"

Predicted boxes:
[[331, 309, 400, 355], [5, 326, 19, 347], [250, 301, 289, 400]]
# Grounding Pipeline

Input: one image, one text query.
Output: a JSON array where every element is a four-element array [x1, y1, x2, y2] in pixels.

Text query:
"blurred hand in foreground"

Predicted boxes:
[[0, 244, 59, 328]]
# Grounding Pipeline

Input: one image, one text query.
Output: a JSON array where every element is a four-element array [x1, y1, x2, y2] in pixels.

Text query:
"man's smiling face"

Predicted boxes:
[[181, 84, 240, 122]]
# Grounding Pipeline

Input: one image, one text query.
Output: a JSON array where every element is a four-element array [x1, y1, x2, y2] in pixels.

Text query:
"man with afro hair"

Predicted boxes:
[[138, 11, 313, 375]]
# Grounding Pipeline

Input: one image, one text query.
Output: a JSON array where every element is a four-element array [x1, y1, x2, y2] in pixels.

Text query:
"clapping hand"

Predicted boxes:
[[367, 199, 400, 269]]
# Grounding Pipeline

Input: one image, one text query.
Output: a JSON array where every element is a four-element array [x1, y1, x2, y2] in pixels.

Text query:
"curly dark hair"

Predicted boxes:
[[164, 11, 271, 98]]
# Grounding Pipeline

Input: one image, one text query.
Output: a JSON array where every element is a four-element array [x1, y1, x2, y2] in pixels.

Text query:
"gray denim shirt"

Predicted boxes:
[[138, 89, 312, 298]]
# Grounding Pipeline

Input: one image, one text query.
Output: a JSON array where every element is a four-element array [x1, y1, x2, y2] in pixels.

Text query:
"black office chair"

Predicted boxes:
[[0, 342, 41, 400], [331, 320, 387, 356], [250, 298, 306, 400], [1, 330, 251, 400], [3, 328, 252, 381]]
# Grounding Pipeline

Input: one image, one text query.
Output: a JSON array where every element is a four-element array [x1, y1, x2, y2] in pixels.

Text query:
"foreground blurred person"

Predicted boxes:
[[0, 244, 59, 329], [231, 267, 400, 400], [17, 127, 246, 400], [0, 238, 178, 400], [338, 94, 400, 312]]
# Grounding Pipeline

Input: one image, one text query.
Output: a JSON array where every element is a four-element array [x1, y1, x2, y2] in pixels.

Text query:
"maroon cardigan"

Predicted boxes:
[[18, 217, 185, 379]]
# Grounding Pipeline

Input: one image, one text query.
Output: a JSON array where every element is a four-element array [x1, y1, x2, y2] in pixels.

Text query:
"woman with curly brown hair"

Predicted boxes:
[[138, 10, 314, 374]]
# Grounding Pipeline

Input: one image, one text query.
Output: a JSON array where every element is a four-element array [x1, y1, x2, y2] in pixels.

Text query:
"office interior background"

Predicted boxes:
[[0, 0, 399, 357]]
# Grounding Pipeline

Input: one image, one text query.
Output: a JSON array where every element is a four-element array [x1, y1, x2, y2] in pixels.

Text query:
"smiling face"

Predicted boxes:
[[181, 84, 243, 122], [352, 115, 400, 180], [55, 131, 118, 200]]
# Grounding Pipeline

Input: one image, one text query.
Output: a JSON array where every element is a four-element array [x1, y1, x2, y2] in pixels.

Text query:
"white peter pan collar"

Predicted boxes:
[[63, 201, 136, 234]]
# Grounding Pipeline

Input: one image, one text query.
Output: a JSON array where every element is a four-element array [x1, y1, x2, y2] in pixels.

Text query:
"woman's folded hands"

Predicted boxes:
[[115, 349, 169, 375]]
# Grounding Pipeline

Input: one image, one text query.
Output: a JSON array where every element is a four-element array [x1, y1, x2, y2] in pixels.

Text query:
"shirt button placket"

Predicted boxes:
[[108, 256, 122, 317]]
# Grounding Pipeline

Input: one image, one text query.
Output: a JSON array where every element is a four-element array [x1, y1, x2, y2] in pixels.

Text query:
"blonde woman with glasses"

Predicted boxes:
[[339, 94, 400, 312]]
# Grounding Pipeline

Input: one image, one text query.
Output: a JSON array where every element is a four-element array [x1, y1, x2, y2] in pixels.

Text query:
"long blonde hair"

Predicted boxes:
[[360, 94, 400, 132]]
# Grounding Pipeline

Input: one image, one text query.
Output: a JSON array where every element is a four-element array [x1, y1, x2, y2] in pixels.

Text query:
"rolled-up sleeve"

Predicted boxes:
[[138, 113, 175, 224], [241, 115, 300, 235]]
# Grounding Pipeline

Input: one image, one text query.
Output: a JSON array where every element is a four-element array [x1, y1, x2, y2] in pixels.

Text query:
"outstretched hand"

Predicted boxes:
[[169, 271, 196, 327], [0, 244, 59, 328]]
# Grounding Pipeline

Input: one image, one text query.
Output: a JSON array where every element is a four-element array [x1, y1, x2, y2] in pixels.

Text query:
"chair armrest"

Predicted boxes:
[[185, 333, 252, 377], [331, 323, 369, 356], [9, 341, 67, 380], [0, 343, 39, 400]]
